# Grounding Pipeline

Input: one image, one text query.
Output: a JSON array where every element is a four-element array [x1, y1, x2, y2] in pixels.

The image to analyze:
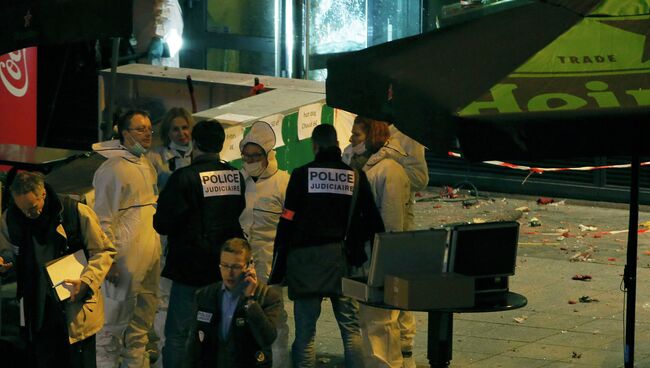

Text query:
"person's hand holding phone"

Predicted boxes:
[[241, 262, 257, 298]]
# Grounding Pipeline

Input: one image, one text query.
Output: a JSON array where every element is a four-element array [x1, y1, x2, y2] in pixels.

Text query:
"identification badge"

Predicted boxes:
[[199, 170, 241, 197], [255, 351, 266, 362], [236, 317, 246, 327], [308, 168, 355, 195], [197, 311, 213, 323]]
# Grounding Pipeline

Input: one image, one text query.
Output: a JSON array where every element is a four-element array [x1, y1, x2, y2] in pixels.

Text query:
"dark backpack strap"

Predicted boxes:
[[168, 157, 176, 172], [59, 196, 87, 257]]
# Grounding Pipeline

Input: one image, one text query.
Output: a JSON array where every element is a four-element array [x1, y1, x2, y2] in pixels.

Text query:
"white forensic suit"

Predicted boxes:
[[388, 124, 428, 367], [360, 140, 412, 368], [238, 121, 291, 368], [240, 150, 289, 283], [145, 143, 192, 367], [92, 140, 162, 368]]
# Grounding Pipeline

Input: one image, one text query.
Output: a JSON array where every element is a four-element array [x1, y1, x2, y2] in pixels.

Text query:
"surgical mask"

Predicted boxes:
[[352, 142, 367, 155], [170, 141, 192, 156], [125, 134, 147, 156], [243, 161, 266, 177], [129, 142, 148, 156]]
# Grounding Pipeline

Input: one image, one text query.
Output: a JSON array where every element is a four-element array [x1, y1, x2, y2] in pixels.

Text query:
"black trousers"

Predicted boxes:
[[25, 309, 97, 368]]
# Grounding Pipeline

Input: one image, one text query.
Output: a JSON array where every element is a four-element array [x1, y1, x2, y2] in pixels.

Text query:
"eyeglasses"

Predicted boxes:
[[219, 263, 246, 272], [128, 127, 154, 135], [241, 152, 265, 160]]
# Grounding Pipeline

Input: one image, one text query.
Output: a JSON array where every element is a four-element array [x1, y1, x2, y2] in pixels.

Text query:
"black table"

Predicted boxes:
[[363, 291, 527, 368]]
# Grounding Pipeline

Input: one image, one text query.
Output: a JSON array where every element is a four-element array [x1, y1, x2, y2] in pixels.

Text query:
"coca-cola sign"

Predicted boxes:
[[0, 49, 29, 98], [0, 47, 37, 147]]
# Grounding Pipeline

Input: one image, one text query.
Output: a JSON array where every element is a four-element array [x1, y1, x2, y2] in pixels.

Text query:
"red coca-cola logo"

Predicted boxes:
[[0, 49, 29, 98]]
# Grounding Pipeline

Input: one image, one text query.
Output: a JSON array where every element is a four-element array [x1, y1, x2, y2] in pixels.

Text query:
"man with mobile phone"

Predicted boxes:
[[186, 238, 283, 368]]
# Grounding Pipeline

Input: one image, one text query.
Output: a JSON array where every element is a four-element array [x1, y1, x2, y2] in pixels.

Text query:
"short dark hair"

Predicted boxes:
[[10, 171, 45, 196], [221, 238, 252, 261], [160, 107, 195, 146], [117, 110, 150, 143], [193, 119, 225, 153], [311, 124, 337, 148]]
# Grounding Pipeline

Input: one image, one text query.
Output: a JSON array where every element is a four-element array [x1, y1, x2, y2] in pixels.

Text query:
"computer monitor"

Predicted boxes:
[[367, 229, 448, 287], [447, 221, 519, 278]]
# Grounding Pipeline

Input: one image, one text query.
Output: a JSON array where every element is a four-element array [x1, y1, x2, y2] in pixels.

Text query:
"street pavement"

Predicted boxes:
[[291, 187, 650, 368], [2, 186, 650, 367]]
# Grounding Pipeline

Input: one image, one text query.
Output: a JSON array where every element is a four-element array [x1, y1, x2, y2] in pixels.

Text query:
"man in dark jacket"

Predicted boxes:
[[154, 119, 246, 367], [269, 124, 384, 368], [185, 238, 283, 368]]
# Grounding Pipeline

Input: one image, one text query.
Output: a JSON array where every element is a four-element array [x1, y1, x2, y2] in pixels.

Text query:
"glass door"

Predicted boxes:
[[182, 0, 282, 76]]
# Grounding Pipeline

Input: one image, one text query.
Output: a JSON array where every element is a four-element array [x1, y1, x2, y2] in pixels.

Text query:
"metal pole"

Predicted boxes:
[[624, 153, 640, 368], [105, 37, 121, 141]]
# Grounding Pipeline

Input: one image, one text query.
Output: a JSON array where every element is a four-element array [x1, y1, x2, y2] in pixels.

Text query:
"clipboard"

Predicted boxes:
[[45, 249, 88, 302]]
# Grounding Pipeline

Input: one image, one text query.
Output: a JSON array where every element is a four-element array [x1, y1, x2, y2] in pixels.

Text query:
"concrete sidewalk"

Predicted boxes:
[[283, 257, 650, 367], [296, 188, 650, 367]]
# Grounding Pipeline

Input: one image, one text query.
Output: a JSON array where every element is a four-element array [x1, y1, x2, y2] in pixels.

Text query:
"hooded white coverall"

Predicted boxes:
[[239, 123, 291, 368], [359, 140, 412, 368], [388, 125, 429, 365], [93, 140, 161, 368]]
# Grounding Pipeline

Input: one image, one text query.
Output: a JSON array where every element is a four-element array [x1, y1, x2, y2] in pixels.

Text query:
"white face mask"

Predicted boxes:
[[352, 142, 367, 155], [170, 141, 192, 156], [243, 161, 266, 177], [125, 133, 148, 156]]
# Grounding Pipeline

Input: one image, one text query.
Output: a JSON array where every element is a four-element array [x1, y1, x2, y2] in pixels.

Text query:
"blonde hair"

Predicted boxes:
[[160, 107, 195, 146]]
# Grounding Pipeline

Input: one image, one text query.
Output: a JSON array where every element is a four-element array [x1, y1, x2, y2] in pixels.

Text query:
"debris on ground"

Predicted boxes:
[[570, 251, 593, 262], [513, 316, 528, 324], [568, 300, 577, 304], [608, 257, 617, 262], [440, 186, 458, 199], [640, 220, 650, 228], [572, 351, 582, 359], [578, 224, 598, 232], [318, 357, 331, 364], [529, 217, 542, 227], [572, 274, 592, 281], [579, 296, 599, 303], [515, 206, 530, 212], [462, 199, 478, 208], [472, 217, 487, 224], [537, 197, 555, 205], [548, 200, 566, 206]]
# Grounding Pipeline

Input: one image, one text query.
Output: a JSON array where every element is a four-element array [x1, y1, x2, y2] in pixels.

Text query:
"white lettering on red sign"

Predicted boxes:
[[0, 49, 29, 98], [200, 170, 241, 197], [308, 168, 354, 195]]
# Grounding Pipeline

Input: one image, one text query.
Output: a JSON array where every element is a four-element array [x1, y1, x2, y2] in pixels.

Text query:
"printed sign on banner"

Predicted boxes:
[[0, 47, 37, 146], [261, 114, 284, 148], [220, 125, 244, 162], [297, 103, 322, 140], [199, 170, 241, 197], [308, 168, 355, 195]]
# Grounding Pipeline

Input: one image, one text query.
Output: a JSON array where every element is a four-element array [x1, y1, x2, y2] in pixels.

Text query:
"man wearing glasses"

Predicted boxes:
[[153, 119, 246, 368], [186, 238, 283, 368], [92, 110, 162, 367]]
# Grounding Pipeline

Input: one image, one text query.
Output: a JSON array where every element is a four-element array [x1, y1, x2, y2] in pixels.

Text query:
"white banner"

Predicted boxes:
[[298, 103, 322, 140]]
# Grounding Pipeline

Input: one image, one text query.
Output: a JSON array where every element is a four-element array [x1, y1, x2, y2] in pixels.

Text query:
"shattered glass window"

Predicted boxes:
[[308, 0, 367, 55]]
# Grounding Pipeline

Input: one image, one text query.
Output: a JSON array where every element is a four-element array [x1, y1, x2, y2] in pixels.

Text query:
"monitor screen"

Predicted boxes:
[[367, 229, 448, 287], [448, 221, 519, 277]]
